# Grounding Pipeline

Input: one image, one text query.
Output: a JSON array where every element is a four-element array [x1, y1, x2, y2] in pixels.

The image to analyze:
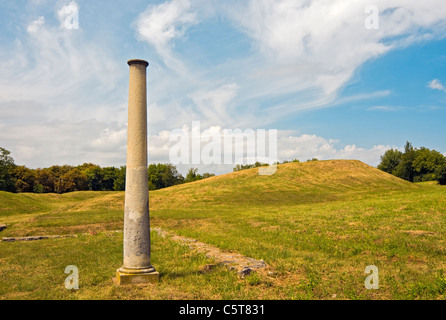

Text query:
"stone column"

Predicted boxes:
[[116, 59, 159, 285]]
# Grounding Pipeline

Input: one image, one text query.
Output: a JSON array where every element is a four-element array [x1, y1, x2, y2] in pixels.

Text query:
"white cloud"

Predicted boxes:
[[90, 128, 127, 152], [367, 106, 403, 112], [428, 79, 446, 93], [27, 16, 45, 33], [135, 0, 198, 73], [278, 134, 338, 160], [136, 0, 197, 50], [1, 29, 119, 107], [29, 0, 47, 5], [227, 0, 446, 98], [0, 3, 122, 120], [0, 2, 125, 168], [1, 119, 123, 168], [276, 133, 389, 166], [134, 0, 446, 128], [149, 130, 175, 162], [0, 104, 394, 173], [332, 144, 390, 166], [189, 83, 239, 124]]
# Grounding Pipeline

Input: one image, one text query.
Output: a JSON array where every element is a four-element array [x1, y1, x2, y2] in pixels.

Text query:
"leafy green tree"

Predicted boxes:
[[233, 162, 269, 172], [12, 166, 37, 193], [148, 180, 156, 191], [85, 165, 104, 191], [148, 164, 183, 190], [33, 184, 45, 193], [101, 167, 118, 191], [35, 168, 55, 193], [0, 147, 16, 192], [113, 166, 126, 191], [378, 148, 403, 175], [184, 168, 215, 183], [379, 141, 446, 183], [233, 164, 253, 171], [161, 164, 183, 187], [185, 168, 201, 183], [77, 163, 99, 172], [436, 164, 446, 185], [412, 148, 446, 182], [60, 168, 88, 193], [394, 141, 417, 182], [281, 159, 299, 164], [48, 165, 73, 193]]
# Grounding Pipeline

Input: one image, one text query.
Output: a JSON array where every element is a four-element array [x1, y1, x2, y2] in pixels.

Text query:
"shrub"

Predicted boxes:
[[436, 165, 446, 185]]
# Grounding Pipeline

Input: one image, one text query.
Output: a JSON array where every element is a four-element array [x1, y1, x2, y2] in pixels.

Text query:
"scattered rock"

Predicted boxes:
[[202, 264, 218, 272], [2, 234, 78, 242], [0, 224, 6, 232], [238, 267, 253, 278], [1, 230, 123, 243]]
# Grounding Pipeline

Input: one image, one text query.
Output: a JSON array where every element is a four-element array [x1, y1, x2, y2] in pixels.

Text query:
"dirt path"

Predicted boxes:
[[152, 227, 268, 277]]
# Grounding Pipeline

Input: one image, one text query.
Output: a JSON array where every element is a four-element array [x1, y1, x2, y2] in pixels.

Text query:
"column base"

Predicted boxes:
[[115, 267, 159, 285]]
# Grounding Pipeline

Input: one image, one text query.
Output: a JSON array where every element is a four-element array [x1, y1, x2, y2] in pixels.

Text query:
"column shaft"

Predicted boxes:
[[116, 59, 158, 284]]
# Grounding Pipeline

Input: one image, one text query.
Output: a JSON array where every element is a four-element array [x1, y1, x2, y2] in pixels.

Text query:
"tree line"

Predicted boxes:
[[378, 141, 446, 185], [0, 147, 214, 194], [3, 141, 444, 194]]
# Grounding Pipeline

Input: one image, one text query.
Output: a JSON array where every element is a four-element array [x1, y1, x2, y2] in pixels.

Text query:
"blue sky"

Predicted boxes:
[[0, 0, 445, 175]]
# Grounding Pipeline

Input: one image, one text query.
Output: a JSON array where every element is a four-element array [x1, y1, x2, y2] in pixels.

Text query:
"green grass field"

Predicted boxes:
[[0, 160, 445, 300]]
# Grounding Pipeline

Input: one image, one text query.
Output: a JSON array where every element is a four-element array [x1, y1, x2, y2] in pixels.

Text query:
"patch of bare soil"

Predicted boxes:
[[401, 230, 436, 236]]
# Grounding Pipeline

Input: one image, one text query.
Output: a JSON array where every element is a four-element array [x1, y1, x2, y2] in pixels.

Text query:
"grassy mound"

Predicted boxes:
[[151, 160, 416, 208]]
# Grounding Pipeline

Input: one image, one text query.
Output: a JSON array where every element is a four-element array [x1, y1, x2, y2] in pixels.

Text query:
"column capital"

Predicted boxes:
[[127, 59, 149, 67]]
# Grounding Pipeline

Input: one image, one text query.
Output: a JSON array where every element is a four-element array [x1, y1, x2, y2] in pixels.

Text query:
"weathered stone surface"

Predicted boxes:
[[116, 59, 157, 285], [238, 267, 253, 278], [115, 269, 159, 285]]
